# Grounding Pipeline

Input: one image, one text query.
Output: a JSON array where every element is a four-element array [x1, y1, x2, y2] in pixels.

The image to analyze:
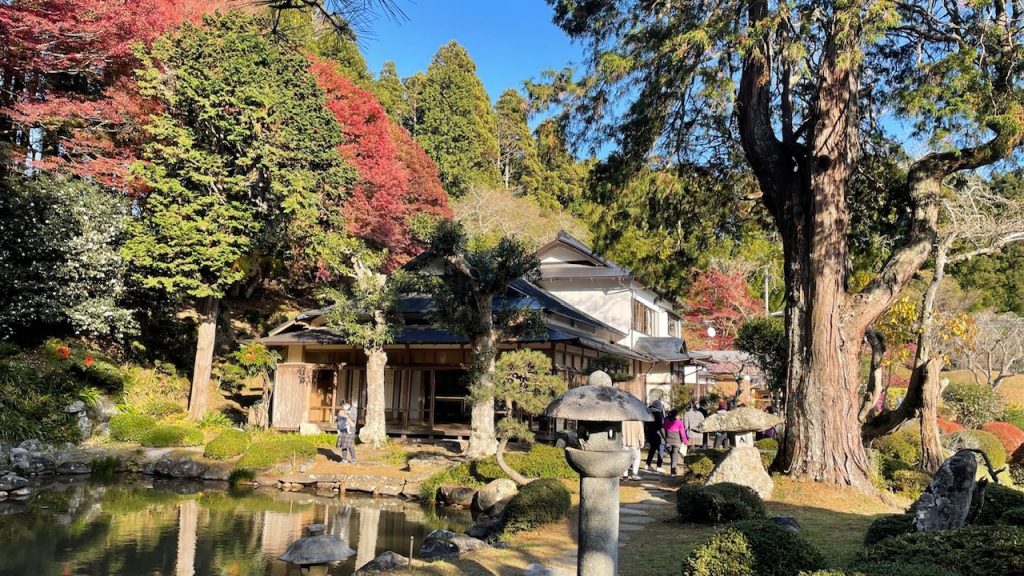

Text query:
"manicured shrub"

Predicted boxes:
[[864, 513, 915, 545], [873, 427, 921, 465], [981, 421, 1024, 455], [1002, 404, 1024, 431], [677, 483, 767, 524], [419, 463, 479, 503], [139, 400, 186, 418], [109, 413, 156, 442], [683, 521, 825, 576], [969, 483, 1024, 525], [944, 429, 1008, 469], [204, 429, 251, 460], [890, 469, 932, 500], [943, 381, 1005, 429], [761, 450, 776, 469], [470, 444, 577, 481], [936, 417, 964, 435], [501, 478, 571, 535], [996, 506, 1024, 527], [682, 528, 755, 576], [755, 438, 779, 451], [855, 525, 1024, 576], [139, 425, 202, 447], [236, 435, 317, 469], [684, 453, 720, 480]]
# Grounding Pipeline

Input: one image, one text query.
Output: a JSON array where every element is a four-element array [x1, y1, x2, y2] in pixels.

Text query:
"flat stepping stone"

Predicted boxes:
[[619, 507, 648, 516], [620, 515, 657, 525]]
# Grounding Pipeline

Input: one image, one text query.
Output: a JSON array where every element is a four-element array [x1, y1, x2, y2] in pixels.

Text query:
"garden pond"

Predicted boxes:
[[0, 478, 472, 576]]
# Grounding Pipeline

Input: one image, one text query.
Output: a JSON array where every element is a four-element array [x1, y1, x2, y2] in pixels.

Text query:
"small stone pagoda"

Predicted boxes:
[[697, 407, 782, 499]]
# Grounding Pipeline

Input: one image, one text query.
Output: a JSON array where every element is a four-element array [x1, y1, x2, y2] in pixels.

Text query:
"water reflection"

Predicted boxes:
[[0, 479, 471, 576]]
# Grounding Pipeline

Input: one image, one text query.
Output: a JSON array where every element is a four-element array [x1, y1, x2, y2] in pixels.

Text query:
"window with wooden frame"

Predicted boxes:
[[667, 313, 681, 337], [631, 298, 656, 335]]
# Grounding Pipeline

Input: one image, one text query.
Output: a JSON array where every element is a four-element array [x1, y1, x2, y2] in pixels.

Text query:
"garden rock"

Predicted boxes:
[[914, 449, 977, 531], [466, 517, 503, 541], [419, 529, 489, 560], [0, 474, 29, 491], [57, 461, 91, 475], [437, 485, 477, 508], [15, 455, 56, 476], [89, 397, 118, 422], [63, 400, 86, 414], [769, 516, 802, 532], [153, 457, 208, 479], [704, 446, 774, 499], [298, 422, 321, 436], [353, 551, 413, 574], [18, 439, 46, 453], [474, 478, 518, 513], [0, 491, 6, 500]]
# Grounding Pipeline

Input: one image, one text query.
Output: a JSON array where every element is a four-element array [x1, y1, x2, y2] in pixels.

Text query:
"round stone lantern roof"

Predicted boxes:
[[697, 407, 782, 433], [543, 385, 652, 422]]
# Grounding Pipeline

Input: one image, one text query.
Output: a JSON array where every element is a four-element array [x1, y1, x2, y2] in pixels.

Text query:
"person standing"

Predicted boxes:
[[684, 403, 705, 449], [645, 399, 666, 471], [663, 409, 689, 476], [336, 402, 356, 464], [621, 420, 645, 481]]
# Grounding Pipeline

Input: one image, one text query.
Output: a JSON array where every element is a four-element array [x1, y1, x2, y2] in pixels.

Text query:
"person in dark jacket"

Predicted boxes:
[[336, 402, 355, 464], [645, 399, 666, 471]]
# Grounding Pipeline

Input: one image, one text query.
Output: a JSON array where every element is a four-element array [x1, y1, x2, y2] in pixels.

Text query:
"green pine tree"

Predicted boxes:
[[418, 41, 500, 197], [495, 89, 543, 193], [373, 61, 412, 128]]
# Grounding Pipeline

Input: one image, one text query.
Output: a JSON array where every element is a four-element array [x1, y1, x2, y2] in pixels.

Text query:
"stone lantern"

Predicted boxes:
[[279, 523, 355, 576], [543, 371, 652, 576], [697, 407, 783, 499]]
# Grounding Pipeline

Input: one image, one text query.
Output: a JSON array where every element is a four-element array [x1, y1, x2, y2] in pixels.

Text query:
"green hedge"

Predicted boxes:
[[944, 430, 1008, 470], [864, 513, 915, 545], [138, 400, 186, 418], [236, 435, 318, 469], [470, 444, 577, 482], [139, 425, 202, 447], [677, 483, 767, 524], [204, 429, 251, 460], [855, 525, 1024, 576], [997, 507, 1024, 527], [756, 438, 779, 451], [501, 478, 571, 536], [873, 427, 921, 465], [109, 413, 156, 442], [683, 520, 825, 576], [890, 469, 931, 500], [970, 483, 1024, 525]]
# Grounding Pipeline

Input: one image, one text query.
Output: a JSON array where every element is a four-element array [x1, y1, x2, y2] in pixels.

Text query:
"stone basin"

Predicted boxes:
[[564, 447, 633, 478]]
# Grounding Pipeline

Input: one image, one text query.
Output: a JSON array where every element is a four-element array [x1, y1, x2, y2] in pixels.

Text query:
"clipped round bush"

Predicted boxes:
[[864, 513, 915, 545], [140, 425, 202, 447], [873, 427, 921, 465], [470, 444, 577, 482], [856, 525, 1024, 576], [677, 483, 767, 524], [943, 381, 1005, 429], [204, 428, 251, 460], [755, 438, 779, 451], [109, 413, 156, 442], [944, 429, 1008, 469], [981, 421, 1024, 455], [682, 527, 755, 576], [237, 435, 317, 469], [936, 417, 964, 435], [683, 521, 825, 576], [890, 469, 932, 500], [501, 478, 571, 535], [1003, 404, 1024, 431], [969, 483, 1024, 525], [996, 506, 1024, 527], [684, 453, 720, 480]]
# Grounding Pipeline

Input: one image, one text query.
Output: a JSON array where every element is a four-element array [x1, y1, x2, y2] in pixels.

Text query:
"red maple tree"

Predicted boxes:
[[683, 268, 764, 349], [310, 58, 451, 268]]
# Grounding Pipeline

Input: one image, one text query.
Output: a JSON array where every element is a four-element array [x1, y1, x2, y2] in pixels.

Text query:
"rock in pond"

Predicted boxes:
[[419, 529, 489, 560], [0, 474, 29, 492], [57, 461, 91, 475], [154, 457, 208, 479], [437, 485, 477, 508], [353, 551, 414, 574]]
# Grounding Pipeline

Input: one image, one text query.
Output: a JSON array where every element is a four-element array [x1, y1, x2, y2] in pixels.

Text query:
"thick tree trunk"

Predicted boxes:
[[188, 296, 219, 420], [467, 311, 498, 458], [360, 346, 388, 448], [919, 359, 947, 473]]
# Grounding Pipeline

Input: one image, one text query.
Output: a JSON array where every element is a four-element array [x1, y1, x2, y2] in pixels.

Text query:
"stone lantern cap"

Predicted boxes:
[[697, 407, 782, 433], [279, 531, 355, 565], [544, 384, 652, 422]]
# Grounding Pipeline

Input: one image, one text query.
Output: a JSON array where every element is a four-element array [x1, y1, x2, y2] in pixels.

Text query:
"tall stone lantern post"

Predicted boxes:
[[543, 371, 652, 576]]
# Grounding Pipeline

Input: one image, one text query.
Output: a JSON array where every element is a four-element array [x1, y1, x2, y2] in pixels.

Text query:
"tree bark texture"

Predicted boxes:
[[495, 437, 531, 486], [467, 298, 499, 458], [360, 346, 388, 448], [188, 296, 219, 420]]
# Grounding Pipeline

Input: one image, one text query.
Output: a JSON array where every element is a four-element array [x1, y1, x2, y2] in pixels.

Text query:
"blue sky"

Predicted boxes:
[[360, 0, 583, 103]]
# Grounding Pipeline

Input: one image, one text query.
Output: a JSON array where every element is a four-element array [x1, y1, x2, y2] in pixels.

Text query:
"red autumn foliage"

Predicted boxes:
[[310, 58, 451, 268], [981, 421, 1024, 455], [683, 268, 764, 349], [0, 0, 225, 188], [937, 417, 964, 435]]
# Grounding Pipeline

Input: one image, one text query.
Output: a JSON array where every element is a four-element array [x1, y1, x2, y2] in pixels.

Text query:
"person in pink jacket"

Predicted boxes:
[[663, 409, 689, 476]]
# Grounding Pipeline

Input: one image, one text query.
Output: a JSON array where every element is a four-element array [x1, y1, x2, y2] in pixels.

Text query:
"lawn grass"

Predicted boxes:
[[618, 476, 902, 576]]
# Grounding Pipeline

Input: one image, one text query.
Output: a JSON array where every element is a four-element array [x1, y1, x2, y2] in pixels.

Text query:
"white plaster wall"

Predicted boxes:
[[540, 279, 632, 335]]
